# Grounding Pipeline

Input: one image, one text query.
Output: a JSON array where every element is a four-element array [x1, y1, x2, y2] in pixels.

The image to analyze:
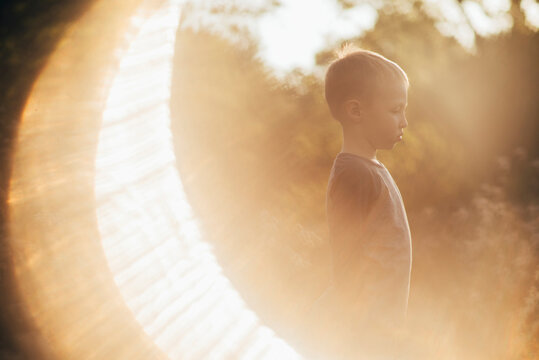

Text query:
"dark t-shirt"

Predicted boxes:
[[326, 151, 412, 319], [304, 152, 413, 359]]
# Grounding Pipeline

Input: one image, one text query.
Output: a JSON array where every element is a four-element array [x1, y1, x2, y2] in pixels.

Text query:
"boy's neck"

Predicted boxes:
[[341, 129, 377, 160]]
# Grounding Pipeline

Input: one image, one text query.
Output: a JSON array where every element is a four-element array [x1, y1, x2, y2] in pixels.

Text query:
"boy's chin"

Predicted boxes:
[[379, 142, 397, 150]]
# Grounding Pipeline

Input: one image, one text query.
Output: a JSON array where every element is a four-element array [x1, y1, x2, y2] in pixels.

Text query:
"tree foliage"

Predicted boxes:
[[170, 3, 539, 357]]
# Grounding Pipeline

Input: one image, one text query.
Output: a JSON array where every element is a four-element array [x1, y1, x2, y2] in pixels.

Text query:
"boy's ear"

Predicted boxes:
[[343, 98, 363, 124]]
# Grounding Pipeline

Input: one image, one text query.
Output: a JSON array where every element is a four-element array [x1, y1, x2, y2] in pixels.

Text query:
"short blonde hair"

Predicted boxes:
[[324, 43, 409, 122]]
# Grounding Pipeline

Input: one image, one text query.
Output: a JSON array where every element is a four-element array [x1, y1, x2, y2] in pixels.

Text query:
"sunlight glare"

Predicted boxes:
[[521, 0, 539, 29], [256, 0, 377, 75], [462, 0, 513, 36]]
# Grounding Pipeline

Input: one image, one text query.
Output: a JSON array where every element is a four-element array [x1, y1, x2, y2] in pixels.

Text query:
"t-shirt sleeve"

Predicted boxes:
[[327, 165, 382, 274]]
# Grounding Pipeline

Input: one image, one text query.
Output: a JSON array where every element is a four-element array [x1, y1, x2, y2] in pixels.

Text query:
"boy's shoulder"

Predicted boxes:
[[331, 153, 384, 182], [329, 153, 384, 197]]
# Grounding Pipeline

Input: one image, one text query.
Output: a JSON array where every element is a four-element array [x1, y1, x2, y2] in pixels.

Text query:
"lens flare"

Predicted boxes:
[[8, 0, 301, 358]]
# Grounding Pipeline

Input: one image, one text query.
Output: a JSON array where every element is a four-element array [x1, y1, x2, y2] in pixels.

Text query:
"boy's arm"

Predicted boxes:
[[327, 166, 382, 276]]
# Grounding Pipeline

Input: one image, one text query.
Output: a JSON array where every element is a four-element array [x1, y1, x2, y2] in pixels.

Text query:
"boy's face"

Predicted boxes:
[[361, 81, 408, 150]]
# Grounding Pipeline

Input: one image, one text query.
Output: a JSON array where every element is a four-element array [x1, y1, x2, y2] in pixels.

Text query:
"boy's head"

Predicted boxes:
[[324, 44, 410, 149]]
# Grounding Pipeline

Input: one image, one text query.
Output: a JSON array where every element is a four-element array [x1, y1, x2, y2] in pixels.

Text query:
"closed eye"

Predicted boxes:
[[392, 104, 408, 113]]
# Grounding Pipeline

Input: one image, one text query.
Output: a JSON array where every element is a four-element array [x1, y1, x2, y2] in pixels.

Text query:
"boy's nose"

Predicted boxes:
[[401, 115, 408, 128]]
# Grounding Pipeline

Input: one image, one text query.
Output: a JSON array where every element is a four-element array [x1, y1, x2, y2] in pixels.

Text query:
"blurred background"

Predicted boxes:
[[1, 0, 538, 358]]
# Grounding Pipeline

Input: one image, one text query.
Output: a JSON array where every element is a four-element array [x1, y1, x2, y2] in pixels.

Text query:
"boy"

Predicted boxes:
[[305, 46, 412, 359]]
